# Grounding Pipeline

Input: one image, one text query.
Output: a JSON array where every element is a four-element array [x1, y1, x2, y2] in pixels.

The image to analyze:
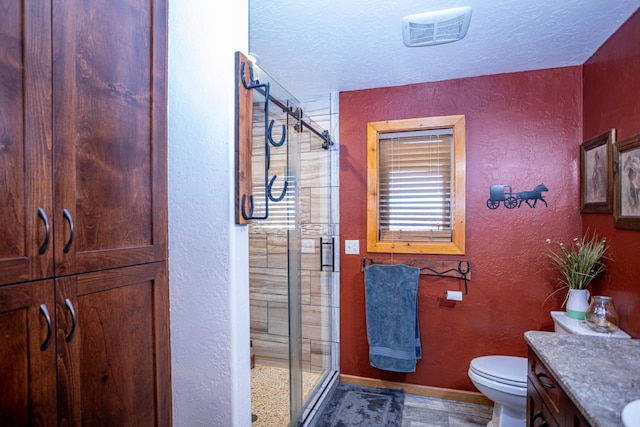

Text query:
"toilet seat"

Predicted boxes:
[[469, 355, 527, 388]]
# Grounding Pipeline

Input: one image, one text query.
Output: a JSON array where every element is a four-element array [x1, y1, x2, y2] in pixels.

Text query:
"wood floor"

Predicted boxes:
[[402, 394, 493, 426], [252, 365, 494, 426]]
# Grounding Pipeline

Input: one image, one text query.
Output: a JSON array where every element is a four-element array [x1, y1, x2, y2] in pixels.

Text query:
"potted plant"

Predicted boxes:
[[545, 230, 610, 319]]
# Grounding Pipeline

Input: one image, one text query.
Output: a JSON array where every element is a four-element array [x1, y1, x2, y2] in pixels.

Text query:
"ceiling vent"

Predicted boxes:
[[402, 6, 472, 47]]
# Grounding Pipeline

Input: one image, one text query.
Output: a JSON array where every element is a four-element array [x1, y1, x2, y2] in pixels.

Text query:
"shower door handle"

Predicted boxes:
[[319, 237, 335, 272]]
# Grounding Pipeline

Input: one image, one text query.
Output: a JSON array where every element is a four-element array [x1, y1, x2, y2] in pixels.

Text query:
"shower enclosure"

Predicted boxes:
[[244, 60, 339, 426]]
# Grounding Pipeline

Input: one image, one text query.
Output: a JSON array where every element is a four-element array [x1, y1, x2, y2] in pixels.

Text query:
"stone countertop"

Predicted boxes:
[[524, 331, 640, 427]]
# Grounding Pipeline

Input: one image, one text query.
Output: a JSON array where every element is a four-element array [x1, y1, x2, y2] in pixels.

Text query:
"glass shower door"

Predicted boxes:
[[296, 114, 338, 425], [247, 70, 299, 427], [287, 107, 338, 427], [247, 61, 337, 426]]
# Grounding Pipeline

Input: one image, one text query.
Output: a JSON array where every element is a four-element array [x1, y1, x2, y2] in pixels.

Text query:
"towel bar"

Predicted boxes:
[[361, 257, 471, 294]]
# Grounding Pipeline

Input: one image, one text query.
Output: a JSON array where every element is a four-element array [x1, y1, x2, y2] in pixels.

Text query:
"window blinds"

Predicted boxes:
[[378, 128, 453, 242]]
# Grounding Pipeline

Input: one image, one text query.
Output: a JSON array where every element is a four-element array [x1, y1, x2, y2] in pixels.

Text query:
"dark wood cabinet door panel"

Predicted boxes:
[[0, 281, 57, 426], [0, 0, 53, 285], [52, 0, 167, 276], [2, 1, 170, 424], [56, 262, 171, 427]]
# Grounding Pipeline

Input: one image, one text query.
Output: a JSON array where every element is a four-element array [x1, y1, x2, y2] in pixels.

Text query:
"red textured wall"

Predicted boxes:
[[339, 67, 583, 391], [583, 9, 640, 338]]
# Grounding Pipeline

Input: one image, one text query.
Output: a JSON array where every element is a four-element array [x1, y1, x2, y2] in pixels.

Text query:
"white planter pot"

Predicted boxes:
[[566, 289, 590, 319]]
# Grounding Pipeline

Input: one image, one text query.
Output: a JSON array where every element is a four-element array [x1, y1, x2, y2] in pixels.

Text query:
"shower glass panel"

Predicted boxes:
[[247, 63, 337, 427]]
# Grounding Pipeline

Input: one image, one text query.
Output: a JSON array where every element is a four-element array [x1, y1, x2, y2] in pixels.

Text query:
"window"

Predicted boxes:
[[367, 115, 466, 254]]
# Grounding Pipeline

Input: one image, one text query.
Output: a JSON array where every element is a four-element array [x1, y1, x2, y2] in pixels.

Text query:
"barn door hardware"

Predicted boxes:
[[235, 51, 334, 224], [292, 107, 333, 150]]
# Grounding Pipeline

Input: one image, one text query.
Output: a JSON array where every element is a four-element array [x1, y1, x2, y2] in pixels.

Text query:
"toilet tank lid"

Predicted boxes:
[[550, 311, 631, 338], [470, 355, 527, 384]]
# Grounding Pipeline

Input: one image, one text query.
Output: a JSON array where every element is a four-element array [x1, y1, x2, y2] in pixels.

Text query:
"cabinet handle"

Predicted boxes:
[[536, 372, 554, 389], [37, 208, 50, 255], [64, 298, 77, 343], [63, 208, 74, 253], [39, 304, 52, 351], [531, 411, 548, 427]]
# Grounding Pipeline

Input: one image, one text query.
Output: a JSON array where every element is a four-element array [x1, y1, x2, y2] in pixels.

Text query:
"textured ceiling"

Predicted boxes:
[[249, 0, 640, 99]]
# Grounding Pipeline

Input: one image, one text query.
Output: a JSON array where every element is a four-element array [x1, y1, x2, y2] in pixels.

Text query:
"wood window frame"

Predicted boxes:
[[366, 115, 466, 255]]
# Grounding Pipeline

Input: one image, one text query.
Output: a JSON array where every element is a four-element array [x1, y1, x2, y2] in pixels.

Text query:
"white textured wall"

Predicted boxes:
[[168, 1, 250, 425]]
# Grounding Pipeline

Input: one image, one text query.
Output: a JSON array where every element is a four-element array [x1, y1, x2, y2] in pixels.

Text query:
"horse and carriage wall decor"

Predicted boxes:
[[486, 183, 549, 209]]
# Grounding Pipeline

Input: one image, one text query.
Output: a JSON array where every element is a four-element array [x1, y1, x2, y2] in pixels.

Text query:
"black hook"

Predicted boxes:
[[241, 61, 265, 91], [268, 119, 286, 147], [267, 175, 288, 202], [241, 194, 268, 220], [457, 261, 470, 275], [456, 261, 470, 294]]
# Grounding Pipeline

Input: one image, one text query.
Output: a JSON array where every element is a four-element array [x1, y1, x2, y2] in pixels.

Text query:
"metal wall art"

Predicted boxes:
[[486, 183, 549, 209]]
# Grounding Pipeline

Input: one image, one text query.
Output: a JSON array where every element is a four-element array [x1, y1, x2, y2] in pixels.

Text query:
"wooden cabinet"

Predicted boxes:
[[1, 0, 169, 425], [0, 0, 54, 286], [527, 348, 591, 427], [0, 265, 169, 427], [51, 0, 168, 277], [0, 281, 57, 426], [56, 263, 170, 426], [0, 0, 167, 286]]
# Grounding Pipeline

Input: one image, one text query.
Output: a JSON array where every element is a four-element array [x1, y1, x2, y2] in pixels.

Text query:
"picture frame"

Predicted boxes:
[[613, 133, 640, 230], [580, 129, 615, 213]]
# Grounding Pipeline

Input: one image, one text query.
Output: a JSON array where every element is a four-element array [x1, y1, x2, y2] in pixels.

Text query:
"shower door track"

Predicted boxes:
[[252, 86, 333, 150]]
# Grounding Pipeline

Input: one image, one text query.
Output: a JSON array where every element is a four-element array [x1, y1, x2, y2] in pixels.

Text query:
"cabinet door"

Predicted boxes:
[[528, 379, 560, 427], [52, 0, 168, 276], [56, 263, 171, 427], [0, 281, 57, 426], [0, 0, 54, 285], [564, 403, 591, 427]]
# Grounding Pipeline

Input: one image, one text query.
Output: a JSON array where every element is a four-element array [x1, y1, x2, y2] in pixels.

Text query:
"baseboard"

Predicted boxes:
[[339, 374, 493, 407]]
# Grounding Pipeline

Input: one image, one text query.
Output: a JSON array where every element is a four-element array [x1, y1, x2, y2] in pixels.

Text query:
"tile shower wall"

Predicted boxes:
[[249, 93, 340, 374]]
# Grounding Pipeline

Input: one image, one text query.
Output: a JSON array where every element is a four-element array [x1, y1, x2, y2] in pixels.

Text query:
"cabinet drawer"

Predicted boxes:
[[528, 379, 560, 427], [528, 349, 562, 415]]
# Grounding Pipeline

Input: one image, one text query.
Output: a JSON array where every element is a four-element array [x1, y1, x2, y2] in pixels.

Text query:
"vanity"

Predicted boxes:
[[525, 331, 640, 426]]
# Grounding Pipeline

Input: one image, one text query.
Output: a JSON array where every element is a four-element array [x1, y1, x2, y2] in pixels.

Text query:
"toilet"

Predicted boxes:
[[468, 311, 631, 427], [468, 355, 527, 427]]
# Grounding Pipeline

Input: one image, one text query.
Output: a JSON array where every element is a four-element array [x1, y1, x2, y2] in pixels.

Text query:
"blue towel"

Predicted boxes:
[[364, 264, 421, 373]]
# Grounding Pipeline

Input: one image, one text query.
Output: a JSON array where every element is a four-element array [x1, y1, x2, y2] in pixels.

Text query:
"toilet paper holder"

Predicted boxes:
[[361, 258, 471, 295]]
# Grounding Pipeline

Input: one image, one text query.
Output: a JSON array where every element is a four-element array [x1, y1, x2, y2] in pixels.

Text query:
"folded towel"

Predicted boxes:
[[364, 264, 421, 373]]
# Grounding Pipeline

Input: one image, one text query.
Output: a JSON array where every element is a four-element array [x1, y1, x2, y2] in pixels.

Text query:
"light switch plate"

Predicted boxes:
[[345, 240, 360, 255]]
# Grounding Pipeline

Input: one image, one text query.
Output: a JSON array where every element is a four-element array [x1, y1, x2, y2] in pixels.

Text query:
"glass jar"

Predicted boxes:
[[585, 296, 620, 333]]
